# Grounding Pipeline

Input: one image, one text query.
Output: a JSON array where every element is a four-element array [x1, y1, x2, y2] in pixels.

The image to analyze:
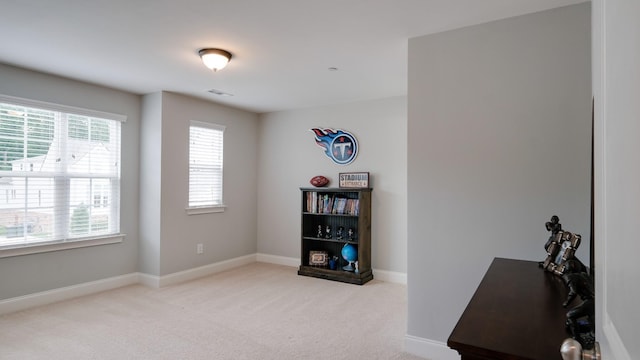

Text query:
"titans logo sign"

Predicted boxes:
[[310, 128, 358, 165]]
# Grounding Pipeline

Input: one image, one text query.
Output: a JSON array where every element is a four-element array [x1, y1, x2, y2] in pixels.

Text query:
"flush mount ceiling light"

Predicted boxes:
[[198, 48, 232, 72]]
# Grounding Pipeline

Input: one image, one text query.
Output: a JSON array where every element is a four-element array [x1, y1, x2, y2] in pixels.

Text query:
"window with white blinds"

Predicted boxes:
[[188, 121, 224, 213], [0, 95, 123, 251]]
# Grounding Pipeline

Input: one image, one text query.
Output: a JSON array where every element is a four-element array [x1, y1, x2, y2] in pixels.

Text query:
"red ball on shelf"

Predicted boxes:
[[310, 175, 329, 187]]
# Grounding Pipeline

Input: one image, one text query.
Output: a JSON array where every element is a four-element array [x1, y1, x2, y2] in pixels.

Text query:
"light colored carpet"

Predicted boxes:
[[0, 262, 424, 359]]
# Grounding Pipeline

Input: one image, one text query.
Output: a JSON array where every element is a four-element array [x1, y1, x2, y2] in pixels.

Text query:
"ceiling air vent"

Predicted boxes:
[[207, 89, 234, 97]]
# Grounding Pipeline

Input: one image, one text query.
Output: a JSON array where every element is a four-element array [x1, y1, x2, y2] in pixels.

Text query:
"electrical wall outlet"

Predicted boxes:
[[196, 243, 204, 254]]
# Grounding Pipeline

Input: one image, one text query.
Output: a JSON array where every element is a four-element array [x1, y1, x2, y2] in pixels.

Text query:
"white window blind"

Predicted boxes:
[[188, 121, 224, 210], [0, 95, 122, 250]]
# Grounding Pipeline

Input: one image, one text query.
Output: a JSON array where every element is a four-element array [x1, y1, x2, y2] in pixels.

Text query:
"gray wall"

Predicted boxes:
[[0, 63, 141, 300], [257, 97, 408, 274], [0, 65, 259, 299], [407, 2, 591, 347], [139, 92, 163, 276], [140, 92, 259, 276]]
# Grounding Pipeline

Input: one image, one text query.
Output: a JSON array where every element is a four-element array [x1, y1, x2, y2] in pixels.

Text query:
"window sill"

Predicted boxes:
[[0, 234, 125, 258], [185, 205, 227, 215]]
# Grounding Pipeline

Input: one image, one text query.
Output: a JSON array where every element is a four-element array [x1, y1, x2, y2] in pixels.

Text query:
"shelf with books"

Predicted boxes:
[[298, 187, 372, 285]]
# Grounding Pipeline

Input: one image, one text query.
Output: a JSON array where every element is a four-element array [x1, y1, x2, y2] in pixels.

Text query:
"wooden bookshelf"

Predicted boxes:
[[298, 188, 373, 285]]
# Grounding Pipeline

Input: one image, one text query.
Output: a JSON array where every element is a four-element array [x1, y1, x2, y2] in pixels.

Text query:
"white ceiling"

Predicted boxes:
[[0, 0, 585, 114]]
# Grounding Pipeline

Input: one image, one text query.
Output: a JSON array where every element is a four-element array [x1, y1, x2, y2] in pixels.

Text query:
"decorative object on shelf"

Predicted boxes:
[[325, 225, 332, 239], [539, 215, 586, 276], [561, 260, 595, 350], [537, 216, 597, 357], [309, 251, 329, 267], [339, 172, 369, 188], [347, 228, 355, 241], [316, 225, 323, 238], [336, 226, 344, 240], [341, 243, 358, 272], [544, 215, 563, 251], [310, 175, 329, 187], [310, 128, 358, 165], [329, 256, 338, 270]]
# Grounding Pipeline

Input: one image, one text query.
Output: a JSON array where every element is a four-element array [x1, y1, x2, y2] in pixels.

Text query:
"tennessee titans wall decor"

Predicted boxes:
[[310, 128, 358, 165]]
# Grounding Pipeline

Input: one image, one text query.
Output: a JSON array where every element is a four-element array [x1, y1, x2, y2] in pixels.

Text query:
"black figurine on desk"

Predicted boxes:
[[562, 259, 595, 350], [545, 215, 562, 249], [540, 215, 563, 271], [539, 215, 585, 276]]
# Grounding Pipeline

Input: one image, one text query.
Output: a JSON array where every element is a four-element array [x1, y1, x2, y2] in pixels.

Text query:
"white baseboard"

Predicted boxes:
[[1, 253, 409, 315], [373, 269, 407, 284], [256, 253, 299, 267], [156, 254, 257, 288], [404, 335, 460, 360], [256, 253, 408, 285], [137, 272, 161, 288], [602, 312, 631, 360], [0, 273, 139, 316]]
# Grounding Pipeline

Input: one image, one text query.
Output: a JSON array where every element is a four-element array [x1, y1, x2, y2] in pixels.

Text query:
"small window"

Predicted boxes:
[[187, 121, 225, 214]]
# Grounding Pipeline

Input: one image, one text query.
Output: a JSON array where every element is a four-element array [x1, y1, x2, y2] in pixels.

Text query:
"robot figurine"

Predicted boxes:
[[562, 259, 595, 350], [540, 215, 563, 271], [539, 215, 584, 275]]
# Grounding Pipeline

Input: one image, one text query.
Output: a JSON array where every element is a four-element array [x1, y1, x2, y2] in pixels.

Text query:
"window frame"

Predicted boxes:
[[0, 94, 126, 258], [186, 120, 226, 215]]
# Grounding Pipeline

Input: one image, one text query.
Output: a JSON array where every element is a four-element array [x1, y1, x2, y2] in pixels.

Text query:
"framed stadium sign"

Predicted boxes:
[[310, 128, 358, 165], [339, 172, 369, 188]]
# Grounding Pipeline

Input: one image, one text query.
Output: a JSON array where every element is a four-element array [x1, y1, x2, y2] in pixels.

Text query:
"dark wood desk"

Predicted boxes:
[[447, 257, 573, 360]]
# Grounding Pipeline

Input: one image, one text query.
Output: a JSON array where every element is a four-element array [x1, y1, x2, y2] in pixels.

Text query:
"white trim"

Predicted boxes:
[[137, 272, 161, 289], [185, 204, 226, 215], [373, 269, 407, 284], [255, 253, 408, 284], [0, 234, 125, 258], [602, 312, 631, 360], [256, 253, 300, 267], [0, 273, 139, 316], [0, 93, 127, 122], [0, 255, 257, 314], [0, 254, 409, 316], [404, 335, 460, 360], [190, 120, 225, 132], [156, 254, 256, 287]]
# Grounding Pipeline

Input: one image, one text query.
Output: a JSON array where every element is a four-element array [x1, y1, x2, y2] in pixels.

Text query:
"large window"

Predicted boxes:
[[188, 121, 224, 213], [0, 95, 123, 254]]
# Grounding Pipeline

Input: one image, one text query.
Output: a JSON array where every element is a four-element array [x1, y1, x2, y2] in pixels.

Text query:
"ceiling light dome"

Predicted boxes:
[[198, 48, 232, 72]]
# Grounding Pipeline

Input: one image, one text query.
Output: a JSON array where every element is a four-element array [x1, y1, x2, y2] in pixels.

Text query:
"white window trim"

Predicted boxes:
[[0, 93, 126, 257], [185, 204, 227, 215], [0, 94, 127, 123], [186, 120, 225, 215], [0, 233, 125, 258]]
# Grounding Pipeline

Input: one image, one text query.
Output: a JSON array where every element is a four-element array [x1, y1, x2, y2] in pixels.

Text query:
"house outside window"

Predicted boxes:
[[0, 95, 124, 255], [187, 121, 225, 214]]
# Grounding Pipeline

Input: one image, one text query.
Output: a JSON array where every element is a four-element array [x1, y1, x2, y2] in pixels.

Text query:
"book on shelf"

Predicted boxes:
[[333, 197, 347, 214], [307, 191, 319, 213], [323, 194, 335, 214], [304, 191, 359, 215]]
